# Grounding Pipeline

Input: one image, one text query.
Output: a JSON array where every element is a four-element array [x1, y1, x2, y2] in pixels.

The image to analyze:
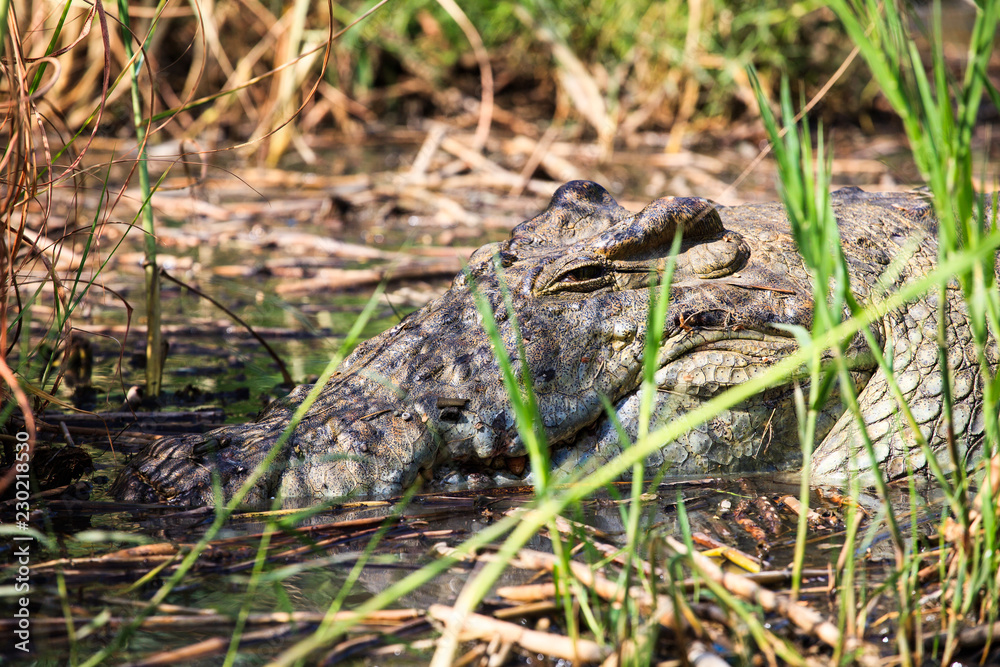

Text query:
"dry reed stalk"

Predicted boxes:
[[319, 618, 433, 665], [495, 582, 557, 602], [505, 129, 583, 189], [513, 6, 614, 159], [663, 0, 705, 155], [439, 172, 559, 197], [434, 0, 493, 152], [514, 506, 666, 580], [0, 608, 420, 632], [721, 43, 861, 199]]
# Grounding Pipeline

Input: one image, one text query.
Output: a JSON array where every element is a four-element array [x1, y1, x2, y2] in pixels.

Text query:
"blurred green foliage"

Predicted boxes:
[[330, 0, 848, 125]]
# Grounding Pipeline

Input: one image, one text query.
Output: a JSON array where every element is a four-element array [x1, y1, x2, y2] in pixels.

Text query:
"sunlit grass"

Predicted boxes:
[[829, 1, 999, 663], [117, 0, 163, 398]]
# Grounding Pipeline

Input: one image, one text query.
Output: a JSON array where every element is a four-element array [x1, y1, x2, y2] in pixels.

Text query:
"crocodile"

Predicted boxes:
[[111, 181, 997, 505]]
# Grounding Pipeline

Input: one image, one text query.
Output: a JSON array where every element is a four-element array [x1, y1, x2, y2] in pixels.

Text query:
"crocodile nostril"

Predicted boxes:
[[500, 250, 517, 267], [506, 456, 526, 475], [437, 396, 468, 422]]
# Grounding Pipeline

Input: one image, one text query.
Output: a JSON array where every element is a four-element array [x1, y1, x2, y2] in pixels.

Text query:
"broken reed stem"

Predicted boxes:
[[434, 542, 690, 632], [513, 548, 688, 632], [779, 494, 825, 524], [665, 536, 881, 665], [428, 604, 607, 663]]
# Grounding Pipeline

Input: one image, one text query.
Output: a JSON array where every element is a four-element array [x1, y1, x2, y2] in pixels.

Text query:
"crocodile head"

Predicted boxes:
[[113, 181, 890, 504]]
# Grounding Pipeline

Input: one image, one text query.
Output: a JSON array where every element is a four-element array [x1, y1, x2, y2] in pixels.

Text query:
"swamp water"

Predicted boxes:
[[4, 471, 952, 663], [3, 144, 987, 664]]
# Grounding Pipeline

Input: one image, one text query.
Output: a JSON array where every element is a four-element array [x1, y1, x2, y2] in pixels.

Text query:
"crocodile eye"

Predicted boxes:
[[534, 255, 613, 295], [560, 264, 605, 283]]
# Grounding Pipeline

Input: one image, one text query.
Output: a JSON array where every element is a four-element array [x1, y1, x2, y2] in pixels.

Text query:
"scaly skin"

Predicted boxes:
[[111, 182, 996, 504]]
